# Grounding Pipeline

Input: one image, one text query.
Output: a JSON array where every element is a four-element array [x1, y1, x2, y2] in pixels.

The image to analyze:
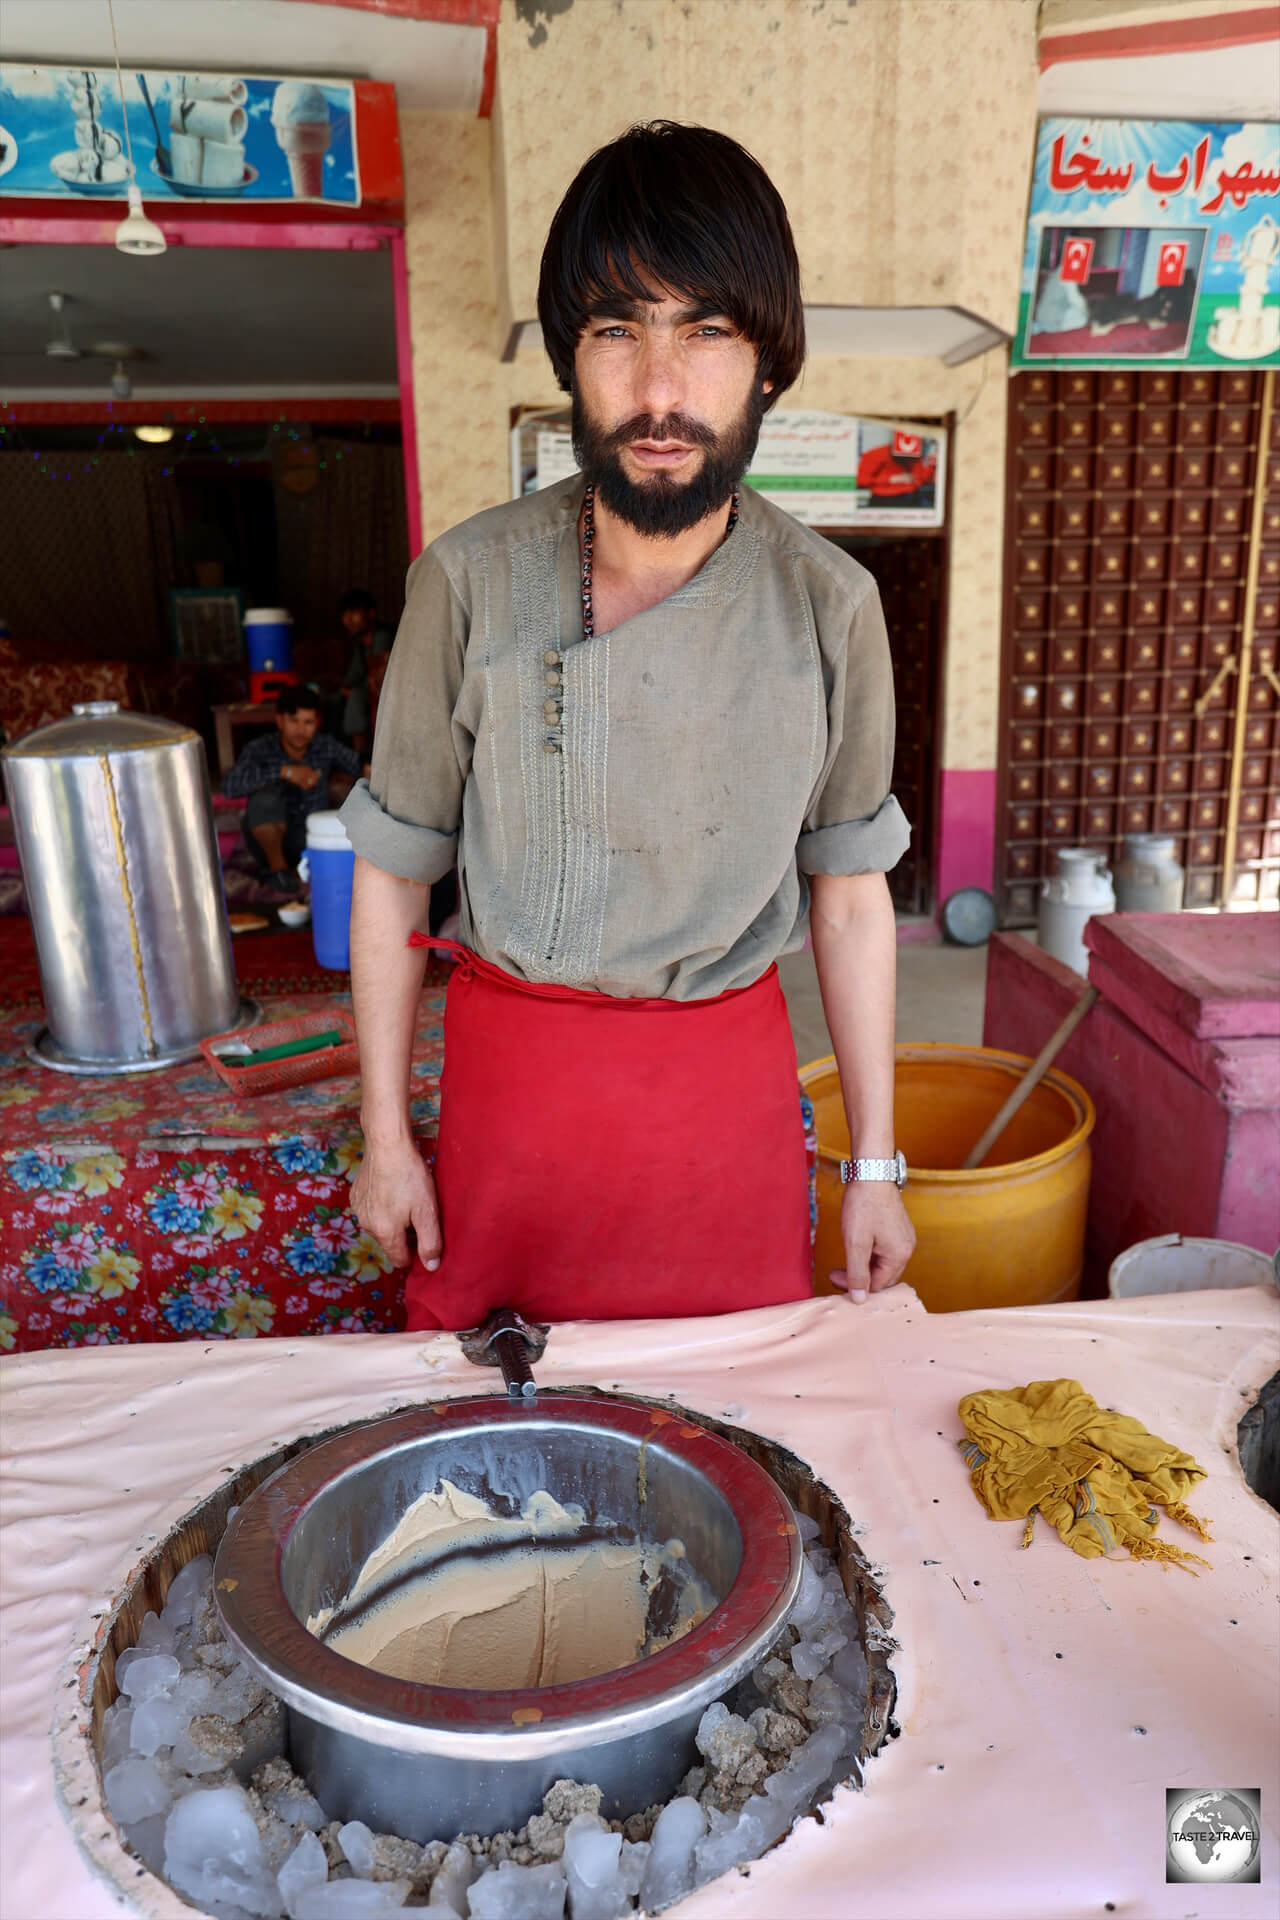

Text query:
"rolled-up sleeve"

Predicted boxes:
[[796, 579, 912, 877], [338, 544, 471, 885]]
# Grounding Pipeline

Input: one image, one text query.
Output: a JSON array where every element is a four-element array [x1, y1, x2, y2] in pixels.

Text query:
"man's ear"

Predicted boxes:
[[762, 378, 774, 396]]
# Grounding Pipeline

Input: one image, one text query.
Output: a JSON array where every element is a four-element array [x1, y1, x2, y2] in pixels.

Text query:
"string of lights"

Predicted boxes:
[[0, 417, 392, 481]]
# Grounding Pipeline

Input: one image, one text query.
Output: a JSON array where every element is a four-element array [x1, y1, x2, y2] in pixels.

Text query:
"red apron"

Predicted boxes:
[[403, 937, 812, 1331]]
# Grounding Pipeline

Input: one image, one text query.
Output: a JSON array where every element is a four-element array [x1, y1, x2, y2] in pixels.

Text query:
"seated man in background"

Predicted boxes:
[[223, 685, 364, 897]]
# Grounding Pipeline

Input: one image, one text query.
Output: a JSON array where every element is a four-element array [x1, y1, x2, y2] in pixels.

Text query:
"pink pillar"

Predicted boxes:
[[390, 229, 422, 557], [934, 767, 996, 906]]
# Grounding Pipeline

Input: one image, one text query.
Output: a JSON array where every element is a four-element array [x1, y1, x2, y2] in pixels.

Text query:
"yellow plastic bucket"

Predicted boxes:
[[800, 1044, 1095, 1313]]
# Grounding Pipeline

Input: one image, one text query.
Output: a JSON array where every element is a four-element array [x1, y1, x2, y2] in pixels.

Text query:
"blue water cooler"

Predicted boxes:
[[302, 811, 354, 971], [244, 608, 294, 674]]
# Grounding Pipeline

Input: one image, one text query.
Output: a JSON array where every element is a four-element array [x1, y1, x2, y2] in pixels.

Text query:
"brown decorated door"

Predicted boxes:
[[825, 532, 944, 915], [999, 366, 1280, 919]]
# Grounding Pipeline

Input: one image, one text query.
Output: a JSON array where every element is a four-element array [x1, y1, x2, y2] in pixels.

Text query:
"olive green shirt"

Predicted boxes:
[[340, 474, 909, 1001]]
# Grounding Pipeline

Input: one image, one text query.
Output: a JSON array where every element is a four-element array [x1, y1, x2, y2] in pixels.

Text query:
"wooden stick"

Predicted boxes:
[[962, 986, 1099, 1171]]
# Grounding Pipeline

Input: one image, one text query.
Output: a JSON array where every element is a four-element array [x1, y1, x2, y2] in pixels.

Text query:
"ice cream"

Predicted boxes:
[[309, 1479, 712, 1690], [270, 81, 331, 200]]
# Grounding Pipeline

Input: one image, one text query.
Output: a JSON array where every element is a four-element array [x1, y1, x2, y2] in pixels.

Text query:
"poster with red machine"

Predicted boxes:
[[745, 410, 946, 529]]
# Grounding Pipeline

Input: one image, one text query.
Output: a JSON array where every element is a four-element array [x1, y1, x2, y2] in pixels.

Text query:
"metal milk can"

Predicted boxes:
[[1, 702, 256, 1072], [1038, 846, 1115, 977], [1114, 832, 1185, 913]]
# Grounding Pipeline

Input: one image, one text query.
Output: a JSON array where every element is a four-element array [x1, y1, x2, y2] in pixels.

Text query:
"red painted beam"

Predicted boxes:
[[1040, 3, 1280, 68], [1, 399, 403, 424], [0, 207, 398, 249]]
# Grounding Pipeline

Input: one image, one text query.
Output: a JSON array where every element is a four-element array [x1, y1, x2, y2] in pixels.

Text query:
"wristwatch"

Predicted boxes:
[[840, 1151, 908, 1189]]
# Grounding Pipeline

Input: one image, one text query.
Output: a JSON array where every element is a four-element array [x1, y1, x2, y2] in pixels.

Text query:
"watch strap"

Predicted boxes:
[[840, 1151, 907, 1188]]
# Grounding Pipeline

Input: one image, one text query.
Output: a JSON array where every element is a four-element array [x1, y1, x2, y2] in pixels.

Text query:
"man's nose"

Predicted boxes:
[[632, 334, 685, 420]]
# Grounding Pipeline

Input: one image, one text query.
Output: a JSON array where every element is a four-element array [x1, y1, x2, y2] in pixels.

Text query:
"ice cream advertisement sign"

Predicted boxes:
[[1015, 119, 1280, 368], [0, 66, 360, 204]]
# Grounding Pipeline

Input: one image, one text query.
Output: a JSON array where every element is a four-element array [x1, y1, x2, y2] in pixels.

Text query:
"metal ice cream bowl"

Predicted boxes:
[[214, 1393, 802, 1842]]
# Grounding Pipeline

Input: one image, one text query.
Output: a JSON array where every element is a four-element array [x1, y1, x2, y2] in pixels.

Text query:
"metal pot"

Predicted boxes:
[[1, 702, 256, 1071], [215, 1394, 802, 1842]]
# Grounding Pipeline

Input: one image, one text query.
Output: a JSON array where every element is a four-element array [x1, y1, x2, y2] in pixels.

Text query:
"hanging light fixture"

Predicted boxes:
[[107, 0, 166, 258], [110, 360, 133, 399]]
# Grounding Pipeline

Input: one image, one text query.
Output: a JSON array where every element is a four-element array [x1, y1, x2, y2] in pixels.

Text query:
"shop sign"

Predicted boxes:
[[1015, 118, 1280, 368], [511, 407, 947, 531], [0, 64, 360, 205]]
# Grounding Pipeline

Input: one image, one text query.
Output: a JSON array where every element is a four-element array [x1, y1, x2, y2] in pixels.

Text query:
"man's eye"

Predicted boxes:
[[595, 325, 632, 338]]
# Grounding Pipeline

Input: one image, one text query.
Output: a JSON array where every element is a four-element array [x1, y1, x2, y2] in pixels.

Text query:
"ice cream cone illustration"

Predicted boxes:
[[270, 82, 331, 199]]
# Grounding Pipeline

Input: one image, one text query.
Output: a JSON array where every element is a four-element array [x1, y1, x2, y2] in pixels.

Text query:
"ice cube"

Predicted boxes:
[[163, 1782, 278, 1918], [829, 1638, 867, 1697], [788, 1557, 823, 1630], [339, 1820, 377, 1879], [562, 1813, 623, 1919], [638, 1796, 705, 1910], [763, 1721, 847, 1811], [119, 1653, 182, 1703], [294, 1881, 411, 1916], [172, 1720, 235, 1775], [136, 1609, 177, 1656], [793, 1512, 821, 1543], [467, 1860, 567, 1919], [163, 1554, 215, 1628], [122, 1809, 168, 1875], [427, 1840, 474, 1914], [211, 1660, 269, 1724], [617, 1840, 648, 1902], [278, 1830, 330, 1918], [130, 1691, 185, 1756], [104, 1754, 173, 1825], [99, 1700, 135, 1771], [175, 1668, 214, 1716], [266, 1786, 327, 1832]]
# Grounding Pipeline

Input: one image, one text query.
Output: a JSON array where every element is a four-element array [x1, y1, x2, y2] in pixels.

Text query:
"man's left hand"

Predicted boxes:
[[829, 1183, 915, 1305]]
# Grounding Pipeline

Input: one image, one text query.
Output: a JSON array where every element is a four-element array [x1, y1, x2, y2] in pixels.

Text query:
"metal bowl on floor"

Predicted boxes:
[[214, 1393, 802, 1842]]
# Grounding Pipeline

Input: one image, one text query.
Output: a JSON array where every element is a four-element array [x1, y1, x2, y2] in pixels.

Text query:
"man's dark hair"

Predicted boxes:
[[338, 588, 376, 615], [275, 684, 323, 718], [537, 122, 804, 409]]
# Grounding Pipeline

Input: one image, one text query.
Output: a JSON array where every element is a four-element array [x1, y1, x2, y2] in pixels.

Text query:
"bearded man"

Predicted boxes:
[[340, 121, 915, 1332]]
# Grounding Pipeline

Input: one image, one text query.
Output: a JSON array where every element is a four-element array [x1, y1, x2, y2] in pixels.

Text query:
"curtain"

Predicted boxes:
[[272, 438, 409, 685], [0, 452, 182, 665]]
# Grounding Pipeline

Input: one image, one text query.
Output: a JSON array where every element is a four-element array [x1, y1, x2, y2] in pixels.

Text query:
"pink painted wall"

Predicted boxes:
[[934, 767, 996, 907]]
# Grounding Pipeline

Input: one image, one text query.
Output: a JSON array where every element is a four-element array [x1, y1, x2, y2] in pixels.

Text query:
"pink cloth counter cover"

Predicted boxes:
[[2, 1285, 1277, 1920]]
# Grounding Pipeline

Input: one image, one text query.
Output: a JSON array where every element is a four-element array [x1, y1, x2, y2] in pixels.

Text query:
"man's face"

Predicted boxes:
[[341, 606, 373, 638], [276, 706, 321, 758], [571, 289, 770, 538]]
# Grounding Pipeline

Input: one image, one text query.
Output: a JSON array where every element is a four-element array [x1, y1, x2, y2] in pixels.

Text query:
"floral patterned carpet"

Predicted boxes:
[[0, 978, 448, 1355]]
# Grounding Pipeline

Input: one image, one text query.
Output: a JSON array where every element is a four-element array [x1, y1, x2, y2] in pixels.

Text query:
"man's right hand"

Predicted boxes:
[[285, 763, 322, 792], [351, 1140, 442, 1270]]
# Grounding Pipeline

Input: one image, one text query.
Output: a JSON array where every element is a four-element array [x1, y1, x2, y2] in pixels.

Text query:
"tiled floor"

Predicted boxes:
[[777, 936, 988, 1069]]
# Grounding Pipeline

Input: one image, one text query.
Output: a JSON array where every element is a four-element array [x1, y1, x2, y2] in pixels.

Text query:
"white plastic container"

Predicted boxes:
[[1038, 847, 1115, 976], [1109, 1233, 1276, 1299], [1114, 833, 1184, 914]]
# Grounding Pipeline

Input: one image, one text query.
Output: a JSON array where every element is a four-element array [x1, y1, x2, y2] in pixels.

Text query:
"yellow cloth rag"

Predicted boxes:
[[957, 1378, 1213, 1573]]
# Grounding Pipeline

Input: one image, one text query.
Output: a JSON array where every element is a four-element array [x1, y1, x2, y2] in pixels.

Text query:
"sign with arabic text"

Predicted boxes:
[[0, 64, 360, 204], [1014, 119, 1279, 368]]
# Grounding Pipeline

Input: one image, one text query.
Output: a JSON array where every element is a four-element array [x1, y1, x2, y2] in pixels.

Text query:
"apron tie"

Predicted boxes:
[[408, 931, 475, 981]]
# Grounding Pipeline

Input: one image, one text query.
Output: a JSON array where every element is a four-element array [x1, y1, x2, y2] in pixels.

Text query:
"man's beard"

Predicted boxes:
[[571, 386, 765, 538]]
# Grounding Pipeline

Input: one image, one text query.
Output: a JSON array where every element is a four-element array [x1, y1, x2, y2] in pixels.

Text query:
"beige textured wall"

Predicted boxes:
[[400, 0, 1038, 773], [495, 0, 1038, 334]]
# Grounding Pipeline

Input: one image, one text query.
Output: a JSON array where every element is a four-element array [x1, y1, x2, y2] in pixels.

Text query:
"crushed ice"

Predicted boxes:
[[100, 1522, 866, 1915]]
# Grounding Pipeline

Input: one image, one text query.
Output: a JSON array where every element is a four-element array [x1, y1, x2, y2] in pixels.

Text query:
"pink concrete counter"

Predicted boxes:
[[2, 1286, 1277, 1918], [984, 922, 1280, 1287]]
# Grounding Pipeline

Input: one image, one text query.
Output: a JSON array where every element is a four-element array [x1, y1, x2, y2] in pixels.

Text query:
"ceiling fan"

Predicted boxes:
[[19, 292, 150, 395]]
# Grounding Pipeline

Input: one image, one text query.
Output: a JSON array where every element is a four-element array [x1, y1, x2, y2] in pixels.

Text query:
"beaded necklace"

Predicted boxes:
[[542, 481, 741, 754], [579, 480, 740, 642]]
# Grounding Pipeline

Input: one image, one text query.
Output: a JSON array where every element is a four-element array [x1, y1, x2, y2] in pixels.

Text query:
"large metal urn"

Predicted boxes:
[[1, 702, 257, 1073]]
